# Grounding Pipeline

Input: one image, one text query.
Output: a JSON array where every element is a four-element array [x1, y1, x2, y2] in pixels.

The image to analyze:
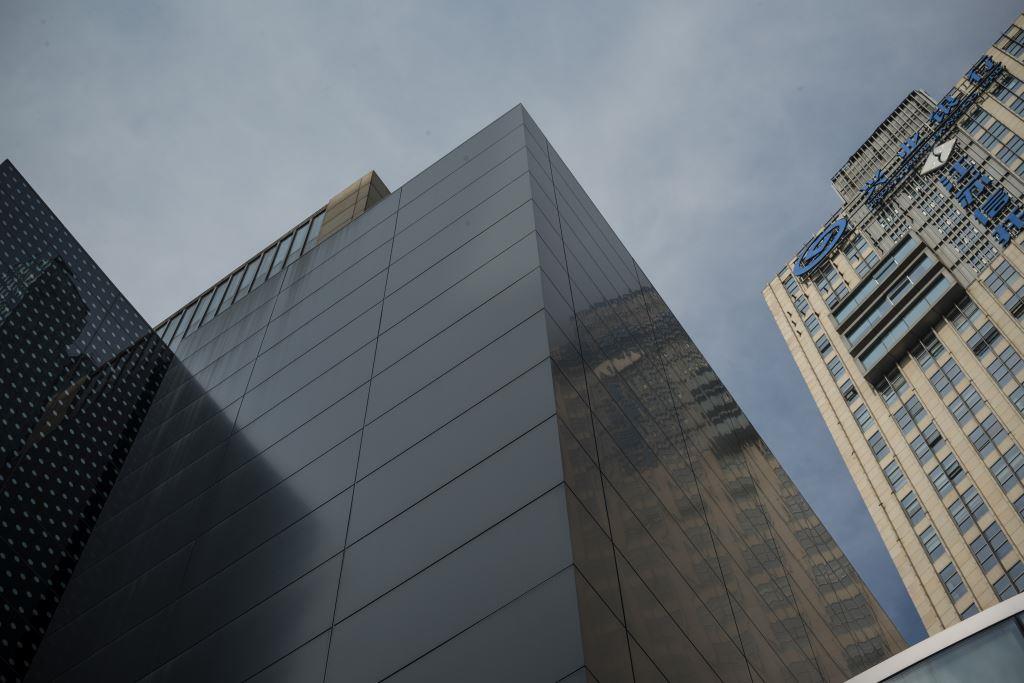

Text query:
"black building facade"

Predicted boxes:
[[0, 160, 171, 681], [17, 108, 906, 681]]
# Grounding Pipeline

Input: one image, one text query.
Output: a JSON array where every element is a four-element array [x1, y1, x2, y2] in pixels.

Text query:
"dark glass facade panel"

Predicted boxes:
[[25, 107, 905, 682], [0, 160, 171, 681]]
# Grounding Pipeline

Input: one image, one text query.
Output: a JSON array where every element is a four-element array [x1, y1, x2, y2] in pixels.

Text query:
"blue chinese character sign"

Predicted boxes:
[[793, 218, 849, 276]]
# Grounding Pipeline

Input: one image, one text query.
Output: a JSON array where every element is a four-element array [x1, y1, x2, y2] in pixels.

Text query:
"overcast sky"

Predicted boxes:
[[3, 0, 1022, 644]]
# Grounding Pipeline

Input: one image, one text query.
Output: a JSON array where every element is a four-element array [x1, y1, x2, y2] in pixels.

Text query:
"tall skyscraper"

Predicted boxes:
[[12, 107, 904, 682], [765, 12, 1024, 637], [0, 161, 172, 681]]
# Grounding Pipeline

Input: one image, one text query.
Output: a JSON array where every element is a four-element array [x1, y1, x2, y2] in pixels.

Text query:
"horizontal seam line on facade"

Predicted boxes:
[[258, 266, 388, 356], [361, 308, 546, 431], [250, 273, 386, 374], [365, 299, 546, 421], [132, 347, 259, 446], [379, 227, 537, 338], [89, 398, 244, 540], [353, 354, 551, 492], [556, 250, 839, 589], [345, 412, 557, 548], [546, 335, 840, 664], [242, 303, 382, 408], [232, 338, 376, 432], [173, 268, 286, 365], [58, 547, 347, 682], [392, 138, 528, 245], [557, 421, 739, 644], [384, 192, 533, 296], [196, 251, 545, 483], [389, 163, 532, 264], [266, 225, 394, 326], [44, 456, 360, 654], [369, 567, 578, 683], [371, 265, 541, 378], [126, 233, 538, 508], [397, 120, 525, 210], [71, 354, 555, 606], [334, 481, 566, 625], [152, 306, 272, 403], [551, 364, 782, 674], [277, 205, 398, 298], [65, 380, 370, 588]]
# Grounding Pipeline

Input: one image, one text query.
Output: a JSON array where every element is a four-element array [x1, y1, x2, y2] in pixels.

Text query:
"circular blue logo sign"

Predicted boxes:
[[792, 218, 849, 276]]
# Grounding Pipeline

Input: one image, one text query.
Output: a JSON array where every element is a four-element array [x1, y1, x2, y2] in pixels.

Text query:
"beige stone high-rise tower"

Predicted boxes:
[[765, 12, 1024, 636]]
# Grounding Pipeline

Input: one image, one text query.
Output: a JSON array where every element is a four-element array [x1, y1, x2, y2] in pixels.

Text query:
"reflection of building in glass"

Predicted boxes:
[[0, 161, 171, 682], [765, 12, 1024, 637], [23, 108, 904, 681], [849, 592, 1024, 682]]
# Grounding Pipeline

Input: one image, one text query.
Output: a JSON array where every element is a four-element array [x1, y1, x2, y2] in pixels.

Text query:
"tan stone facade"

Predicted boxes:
[[765, 14, 1024, 636]]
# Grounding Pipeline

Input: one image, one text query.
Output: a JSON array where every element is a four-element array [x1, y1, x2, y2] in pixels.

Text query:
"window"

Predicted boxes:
[[963, 108, 991, 134], [948, 385, 984, 427], [990, 444, 1024, 492], [834, 237, 917, 325], [939, 562, 966, 601], [950, 296, 980, 334], [1002, 25, 1024, 57], [1015, 493, 1024, 522], [202, 279, 229, 325], [804, 314, 820, 335], [251, 245, 278, 289], [794, 296, 809, 316], [816, 335, 832, 355], [968, 321, 1002, 358], [877, 370, 908, 406], [993, 561, 1024, 600], [884, 460, 907, 492], [893, 395, 926, 434], [929, 453, 965, 498], [844, 255, 936, 346], [235, 256, 261, 300], [867, 431, 890, 460], [303, 211, 325, 254], [929, 358, 963, 398], [986, 259, 1024, 317], [269, 233, 293, 277], [287, 220, 310, 264], [970, 522, 1012, 572], [186, 291, 214, 335], [219, 269, 245, 314], [827, 356, 845, 380], [901, 490, 925, 525], [969, 413, 1008, 457], [988, 345, 1024, 388], [859, 276, 954, 370], [853, 404, 875, 432], [840, 379, 859, 404], [920, 525, 946, 562], [985, 259, 1022, 297], [949, 486, 988, 533], [170, 302, 197, 345], [910, 422, 945, 465], [959, 603, 979, 619], [998, 134, 1024, 169], [159, 312, 182, 342], [913, 333, 946, 371], [980, 120, 1010, 150]]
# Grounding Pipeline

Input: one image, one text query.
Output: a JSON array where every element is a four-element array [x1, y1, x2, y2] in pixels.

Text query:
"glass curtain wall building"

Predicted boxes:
[[18, 107, 904, 682], [765, 12, 1024, 637], [0, 160, 172, 681]]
